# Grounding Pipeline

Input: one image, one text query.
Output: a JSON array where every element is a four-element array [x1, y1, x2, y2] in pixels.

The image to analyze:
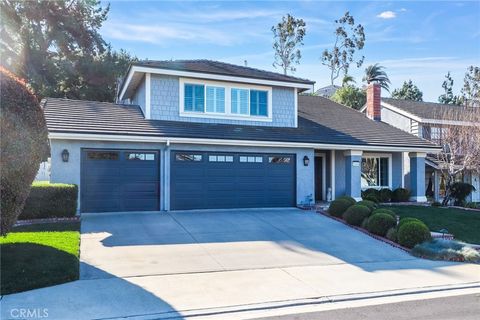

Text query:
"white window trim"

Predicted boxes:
[[361, 153, 393, 190], [179, 77, 273, 122]]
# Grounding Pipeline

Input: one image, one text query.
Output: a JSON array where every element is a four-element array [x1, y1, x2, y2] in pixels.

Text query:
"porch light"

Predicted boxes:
[[303, 156, 310, 167], [61, 149, 69, 162]]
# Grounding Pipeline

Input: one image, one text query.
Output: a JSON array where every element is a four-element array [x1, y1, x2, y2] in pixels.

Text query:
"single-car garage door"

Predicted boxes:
[[170, 151, 296, 210], [81, 149, 160, 212]]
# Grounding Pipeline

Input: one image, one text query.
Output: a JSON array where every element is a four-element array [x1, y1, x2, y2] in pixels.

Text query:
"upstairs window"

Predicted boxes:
[[231, 88, 249, 115], [250, 90, 268, 116], [206, 86, 225, 113], [184, 84, 205, 112]]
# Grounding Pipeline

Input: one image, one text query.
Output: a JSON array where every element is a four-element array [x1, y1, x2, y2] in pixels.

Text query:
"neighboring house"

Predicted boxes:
[[360, 90, 480, 203], [314, 85, 341, 98], [43, 60, 438, 213]]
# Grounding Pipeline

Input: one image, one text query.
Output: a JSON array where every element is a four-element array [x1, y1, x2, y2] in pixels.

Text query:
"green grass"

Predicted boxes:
[[385, 205, 480, 245], [0, 222, 80, 295]]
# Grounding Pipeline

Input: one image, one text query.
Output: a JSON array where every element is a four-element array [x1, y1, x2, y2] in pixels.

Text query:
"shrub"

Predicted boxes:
[[431, 201, 442, 207], [450, 182, 476, 206], [386, 227, 398, 242], [392, 188, 411, 202], [356, 200, 377, 213], [411, 239, 480, 263], [361, 217, 369, 229], [397, 221, 432, 249], [20, 182, 78, 219], [328, 199, 354, 218], [0, 68, 49, 235], [362, 188, 380, 200], [379, 188, 393, 202], [367, 212, 397, 236], [398, 217, 422, 230], [343, 205, 371, 226], [372, 208, 396, 220], [336, 195, 357, 206], [465, 202, 479, 209], [364, 194, 379, 203]]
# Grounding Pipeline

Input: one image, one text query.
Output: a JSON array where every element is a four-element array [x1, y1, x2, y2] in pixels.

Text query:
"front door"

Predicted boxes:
[[315, 156, 323, 202]]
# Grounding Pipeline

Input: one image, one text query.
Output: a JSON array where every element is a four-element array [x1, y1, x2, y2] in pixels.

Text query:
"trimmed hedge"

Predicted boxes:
[[398, 217, 423, 230], [328, 199, 354, 218], [372, 208, 396, 219], [367, 212, 397, 237], [356, 200, 377, 213], [363, 194, 379, 203], [386, 227, 398, 242], [19, 182, 78, 219], [336, 195, 357, 206], [379, 189, 393, 202], [392, 188, 411, 202], [397, 221, 431, 249], [343, 205, 371, 226]]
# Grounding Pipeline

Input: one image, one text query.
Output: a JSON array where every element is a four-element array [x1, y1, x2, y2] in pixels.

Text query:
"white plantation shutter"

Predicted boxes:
[[206, 86, 225, 113], [231, 88, 249, 115]]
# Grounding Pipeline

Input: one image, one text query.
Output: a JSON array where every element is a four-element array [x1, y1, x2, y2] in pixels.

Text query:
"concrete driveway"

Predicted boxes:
[[3, 209, 480, 320], [80, 208, 414, 279]]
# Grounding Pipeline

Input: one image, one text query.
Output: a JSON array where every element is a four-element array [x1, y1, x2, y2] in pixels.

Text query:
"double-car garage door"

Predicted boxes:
[[81, 149, 296, 212]]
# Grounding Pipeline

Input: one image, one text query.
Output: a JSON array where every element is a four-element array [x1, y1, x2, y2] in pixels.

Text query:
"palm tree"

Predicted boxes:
[[363, 64, 391, 91], [341, 75, 356, 87]]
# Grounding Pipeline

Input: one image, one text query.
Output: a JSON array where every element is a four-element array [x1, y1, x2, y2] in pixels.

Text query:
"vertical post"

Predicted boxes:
[[344, 150, 363, 201], [145, 73, 151, 119], [409, 152, 427, 202]]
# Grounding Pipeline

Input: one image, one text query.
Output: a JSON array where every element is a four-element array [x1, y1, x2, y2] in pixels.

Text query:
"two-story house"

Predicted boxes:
[[360, 89, 480, 203], [43, 60, 438, 213]]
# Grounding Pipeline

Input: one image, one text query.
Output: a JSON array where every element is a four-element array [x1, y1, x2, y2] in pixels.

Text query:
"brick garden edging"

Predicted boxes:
[[316, 209, 411, 253], [14, 216, 80, 226]]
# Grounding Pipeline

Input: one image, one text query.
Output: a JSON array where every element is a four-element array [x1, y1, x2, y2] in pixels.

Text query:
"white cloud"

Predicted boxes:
[[377, 11, 397, 19], [399, 8, 408, 12]]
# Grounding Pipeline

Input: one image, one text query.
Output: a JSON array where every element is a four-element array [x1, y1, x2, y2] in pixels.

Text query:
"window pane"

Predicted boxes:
[[194, 85, 205, 112], [248, 156, 255, 162], [239, 156, 247, 162], [184, 84, 194, 111], [209, 155, 217, 162], [231, 88, 249, 115], [255, 156, 263, 163], [380, 158, 389, 186], [87, 151, 119, 160], [126, 153, 155, 161], [250, 90, 268, 116], [176, 154, 202, 161], [269, 156, 291, 164], [206, 86, 225, 113], [225, 156, 233, 162], [361, 158, 379, 187]]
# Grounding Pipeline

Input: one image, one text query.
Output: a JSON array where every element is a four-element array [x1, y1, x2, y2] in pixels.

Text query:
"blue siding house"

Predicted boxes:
[[43, 60, 439, 212]]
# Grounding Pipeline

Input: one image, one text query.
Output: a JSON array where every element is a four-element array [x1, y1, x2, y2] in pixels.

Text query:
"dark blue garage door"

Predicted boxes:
[[170, 151, 296, 210], [81, 149, 160, 212]]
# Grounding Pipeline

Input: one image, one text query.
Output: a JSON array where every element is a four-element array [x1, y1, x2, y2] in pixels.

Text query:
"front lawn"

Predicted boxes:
[[385, 205, 480, 245], [0, 222, 80, 295]]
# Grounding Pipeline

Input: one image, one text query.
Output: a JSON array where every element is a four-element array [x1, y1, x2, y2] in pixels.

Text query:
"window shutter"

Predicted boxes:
[[184, 84, 193, 111]]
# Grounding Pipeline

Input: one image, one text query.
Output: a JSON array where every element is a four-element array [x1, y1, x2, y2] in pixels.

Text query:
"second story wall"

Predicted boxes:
[[132, 76, 146, 116], [381, 107, 419, 136], [144, 74, 297, 127]]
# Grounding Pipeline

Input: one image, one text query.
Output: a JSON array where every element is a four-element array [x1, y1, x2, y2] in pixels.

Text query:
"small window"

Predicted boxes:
[[239, 155, 263, 163], [231, 88, 249, 115], [87, 151, 119, 160], [206, 86, 225, 113], [209, 155, 234, 162], [126, 153, 155, 161], [250, 90, 268, 116], [184, 84, 205, 112], [176, 153, 202, 161], [269, 156, 291, 164]]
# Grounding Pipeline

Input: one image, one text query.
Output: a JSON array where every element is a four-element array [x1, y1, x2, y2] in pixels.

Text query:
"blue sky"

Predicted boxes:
[[101, 1, 480, 101]]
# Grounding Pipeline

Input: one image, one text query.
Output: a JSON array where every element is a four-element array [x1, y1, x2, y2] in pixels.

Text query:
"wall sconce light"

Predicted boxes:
[[303, 155, 310, 167], [61, 149, 69, 162]]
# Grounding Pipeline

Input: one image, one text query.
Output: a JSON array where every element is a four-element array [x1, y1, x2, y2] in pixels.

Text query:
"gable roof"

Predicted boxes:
[[43, 97, 438, 151], [314, 85, 341, 98], [381, 98, 479, 123], [133, 60, 315, 85]]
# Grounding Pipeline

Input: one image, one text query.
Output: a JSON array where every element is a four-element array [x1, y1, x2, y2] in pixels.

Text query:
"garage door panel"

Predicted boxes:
[[171, 151, 295, 210], [81, 149, 160, 213]]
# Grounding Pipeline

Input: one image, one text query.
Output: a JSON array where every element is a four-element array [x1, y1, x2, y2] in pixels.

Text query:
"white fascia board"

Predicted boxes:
[[48, 132, 440, 153], [120, 66, 314, 100], [419, 119, 476, 126]]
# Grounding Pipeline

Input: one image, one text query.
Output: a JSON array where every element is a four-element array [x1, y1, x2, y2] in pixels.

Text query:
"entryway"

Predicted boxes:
[[315, 153, 326, 202]]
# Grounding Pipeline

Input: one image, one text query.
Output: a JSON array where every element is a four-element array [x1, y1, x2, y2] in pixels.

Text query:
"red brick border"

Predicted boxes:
[[15, 216, 80, 226]]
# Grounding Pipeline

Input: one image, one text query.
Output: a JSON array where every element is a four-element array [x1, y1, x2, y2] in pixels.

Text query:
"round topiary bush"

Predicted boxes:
[[0, 67, 49, 235], [328, 199, 354, 218], [336, 195, 356, 206], [371, 208, 396, 219], [342, 205, 371, 226], [386, 227, 398, 242], [397, 221, 432, 249], [362, 188, 380, 199], [363, 194, 379, 203], [367, 212, 397, 236], [356, 200, 377, 213], [379, 188, 393, 202], [392, 188, 411, 202], [398, 217, 423, 230]]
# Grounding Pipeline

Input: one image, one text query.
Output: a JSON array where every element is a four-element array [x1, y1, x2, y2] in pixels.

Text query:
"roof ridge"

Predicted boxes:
[[46, 97, 139, 107]]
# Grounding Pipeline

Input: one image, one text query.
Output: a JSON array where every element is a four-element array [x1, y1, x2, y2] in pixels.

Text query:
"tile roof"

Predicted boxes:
[[43, 96, 438, 150], [132, 60, 315, 85], [382, 98, 480, 122]]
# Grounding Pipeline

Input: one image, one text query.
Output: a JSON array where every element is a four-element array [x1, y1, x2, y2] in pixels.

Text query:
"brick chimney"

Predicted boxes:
[[366, 83, 381, 121]]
